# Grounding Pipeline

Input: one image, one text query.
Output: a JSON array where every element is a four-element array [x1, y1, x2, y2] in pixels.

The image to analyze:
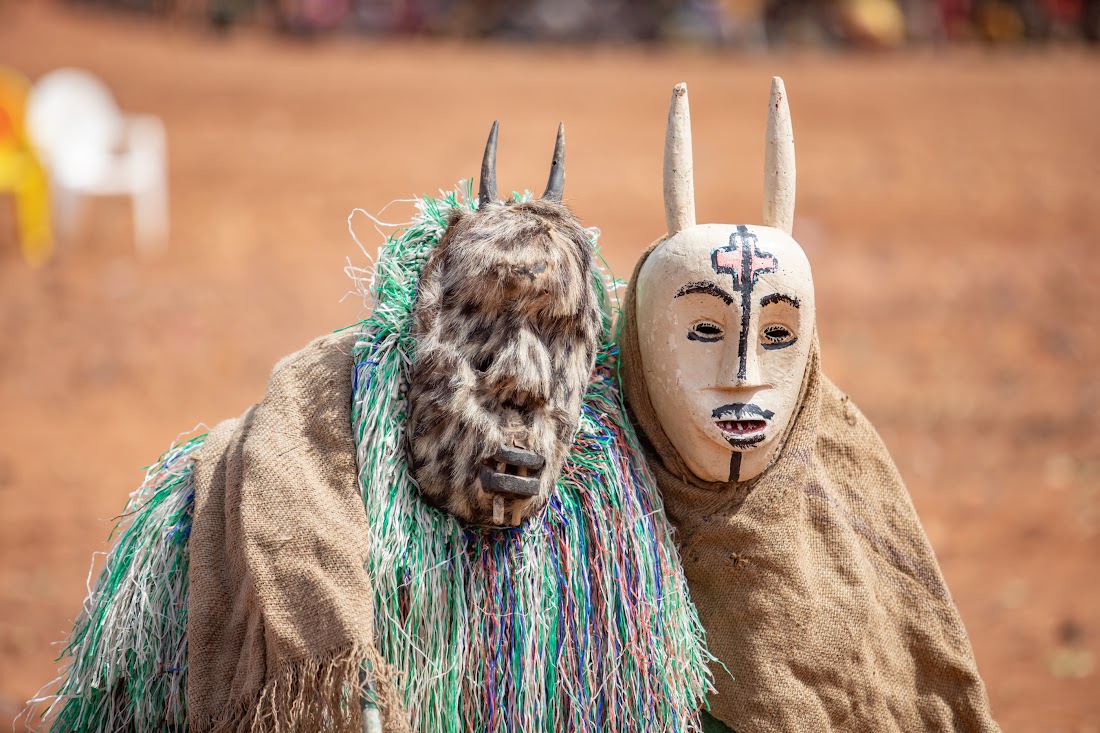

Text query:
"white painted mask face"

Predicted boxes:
[[635, 224, 814, 483], [634, 78, 814, 483]]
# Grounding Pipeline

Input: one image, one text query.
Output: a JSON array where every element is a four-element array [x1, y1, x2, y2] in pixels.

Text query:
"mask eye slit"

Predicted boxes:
[[688, 321, 723, 343], [761, 324, 797, 349]]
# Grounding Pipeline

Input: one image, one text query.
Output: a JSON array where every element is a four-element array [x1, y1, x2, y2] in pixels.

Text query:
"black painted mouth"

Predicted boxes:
[[480, 445, 544, 499], [716, 418, 767, 449], [711, 403, 775, 421], [713, 403, 771, 449]]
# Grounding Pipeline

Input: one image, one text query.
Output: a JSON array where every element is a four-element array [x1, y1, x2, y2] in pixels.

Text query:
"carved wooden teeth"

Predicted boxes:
[[718, 420, 765, 433]]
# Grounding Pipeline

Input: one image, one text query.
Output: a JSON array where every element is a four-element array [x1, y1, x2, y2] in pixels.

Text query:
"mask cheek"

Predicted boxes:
[[757, 353, 809, 446], [648, 342, 714, 453], [670, 357, 725, 444]]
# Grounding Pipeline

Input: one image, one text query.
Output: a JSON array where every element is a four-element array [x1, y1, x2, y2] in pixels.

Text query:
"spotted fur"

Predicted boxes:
[[407, 199, 601, 525]]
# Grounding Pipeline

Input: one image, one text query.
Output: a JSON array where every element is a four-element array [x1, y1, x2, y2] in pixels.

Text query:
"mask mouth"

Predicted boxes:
[[712, 403, 774, 421], [716, 419, 766, 437], [712, 403, 774, 448], [715, 419, 768, 448], [480, 445, 545, 526]]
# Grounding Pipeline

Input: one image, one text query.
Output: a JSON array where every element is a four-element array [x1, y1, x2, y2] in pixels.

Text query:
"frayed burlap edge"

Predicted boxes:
[[198, 645, 409, 733]]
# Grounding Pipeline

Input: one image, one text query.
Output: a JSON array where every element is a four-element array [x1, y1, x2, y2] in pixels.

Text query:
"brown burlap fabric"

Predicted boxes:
[[188, 331, 406, 733], [620, 243, 999, 732]]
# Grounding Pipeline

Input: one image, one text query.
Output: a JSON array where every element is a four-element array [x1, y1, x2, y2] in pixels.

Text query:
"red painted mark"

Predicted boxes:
[[713, 237, 777, 289]]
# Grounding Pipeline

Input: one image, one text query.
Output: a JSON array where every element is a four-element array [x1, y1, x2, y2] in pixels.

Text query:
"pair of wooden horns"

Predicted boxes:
[[664, 77, 796, 236], [478, 121, 565, 209]]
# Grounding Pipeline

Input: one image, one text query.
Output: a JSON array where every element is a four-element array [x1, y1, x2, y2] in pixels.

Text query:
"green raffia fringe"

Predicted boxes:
[[35, 435, 203, 732], [350, 181, 714, 733]]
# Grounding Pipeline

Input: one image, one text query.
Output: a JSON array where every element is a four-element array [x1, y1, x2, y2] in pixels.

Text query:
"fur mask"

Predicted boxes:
[[407, 123, 600, 527]]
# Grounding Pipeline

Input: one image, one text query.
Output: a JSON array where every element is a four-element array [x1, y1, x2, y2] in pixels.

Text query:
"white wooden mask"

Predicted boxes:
[[634, 79, 816, 483]]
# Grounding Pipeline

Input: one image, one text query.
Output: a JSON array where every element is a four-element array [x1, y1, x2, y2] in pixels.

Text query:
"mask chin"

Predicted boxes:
[[728, 437, 781, 483], [675, 420, 780, 484]]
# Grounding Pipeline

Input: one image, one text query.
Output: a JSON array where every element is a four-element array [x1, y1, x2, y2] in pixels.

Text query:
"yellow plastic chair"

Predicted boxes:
[[0, 66, 52, 266]]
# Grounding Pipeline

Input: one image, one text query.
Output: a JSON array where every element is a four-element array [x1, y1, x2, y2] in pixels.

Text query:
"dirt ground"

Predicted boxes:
[[0, 4, 1098, 730]]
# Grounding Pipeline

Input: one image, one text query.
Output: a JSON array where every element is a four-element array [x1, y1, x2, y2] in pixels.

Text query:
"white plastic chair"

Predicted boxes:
[[26, 68, 168, 254]]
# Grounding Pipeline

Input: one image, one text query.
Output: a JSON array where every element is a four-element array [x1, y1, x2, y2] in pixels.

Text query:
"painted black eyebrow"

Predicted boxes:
[[674, 281, 735, 306], [759, 292, 800, 309]]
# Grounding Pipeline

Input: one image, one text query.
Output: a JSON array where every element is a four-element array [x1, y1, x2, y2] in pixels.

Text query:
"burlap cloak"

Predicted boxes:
[[619, 244, 1000, 732], [187, 331, 404, 733]]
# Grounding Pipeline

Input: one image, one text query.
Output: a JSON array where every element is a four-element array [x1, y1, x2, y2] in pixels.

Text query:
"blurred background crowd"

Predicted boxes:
[[50, 0, 1100, 45]]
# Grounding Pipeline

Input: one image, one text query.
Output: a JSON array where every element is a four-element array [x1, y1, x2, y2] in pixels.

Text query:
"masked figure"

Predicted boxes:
[[619, 80, 1000, 732], [32, 124, 712, 733]]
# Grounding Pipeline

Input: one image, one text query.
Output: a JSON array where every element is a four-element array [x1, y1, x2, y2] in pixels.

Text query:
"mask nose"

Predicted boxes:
[[481, 445, 544, 499], [717, 334, 762, 388], [741, 346, 763, 386]]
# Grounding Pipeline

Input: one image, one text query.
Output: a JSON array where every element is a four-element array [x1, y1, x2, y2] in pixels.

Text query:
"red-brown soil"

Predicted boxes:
[[1, 5, 1098, 730]]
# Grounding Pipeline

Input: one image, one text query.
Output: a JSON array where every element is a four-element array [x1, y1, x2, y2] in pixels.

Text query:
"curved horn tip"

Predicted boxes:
[[478, 120, 500, 210], [673, 81, 688, 97], [541, 121, 565, 202]]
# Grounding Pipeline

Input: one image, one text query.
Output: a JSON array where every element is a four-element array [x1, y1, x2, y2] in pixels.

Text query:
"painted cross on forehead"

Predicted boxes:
[[633, 77, 817, 483], [712, 226, 778, 380]]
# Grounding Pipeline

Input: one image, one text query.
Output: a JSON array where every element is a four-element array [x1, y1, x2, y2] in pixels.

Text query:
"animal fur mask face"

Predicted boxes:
[[407, 123, 601, 527]]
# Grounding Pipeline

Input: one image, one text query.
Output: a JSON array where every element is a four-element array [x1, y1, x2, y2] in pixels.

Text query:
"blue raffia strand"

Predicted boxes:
[[350, 181, 714, 733], [34, 434, 204, 732]]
